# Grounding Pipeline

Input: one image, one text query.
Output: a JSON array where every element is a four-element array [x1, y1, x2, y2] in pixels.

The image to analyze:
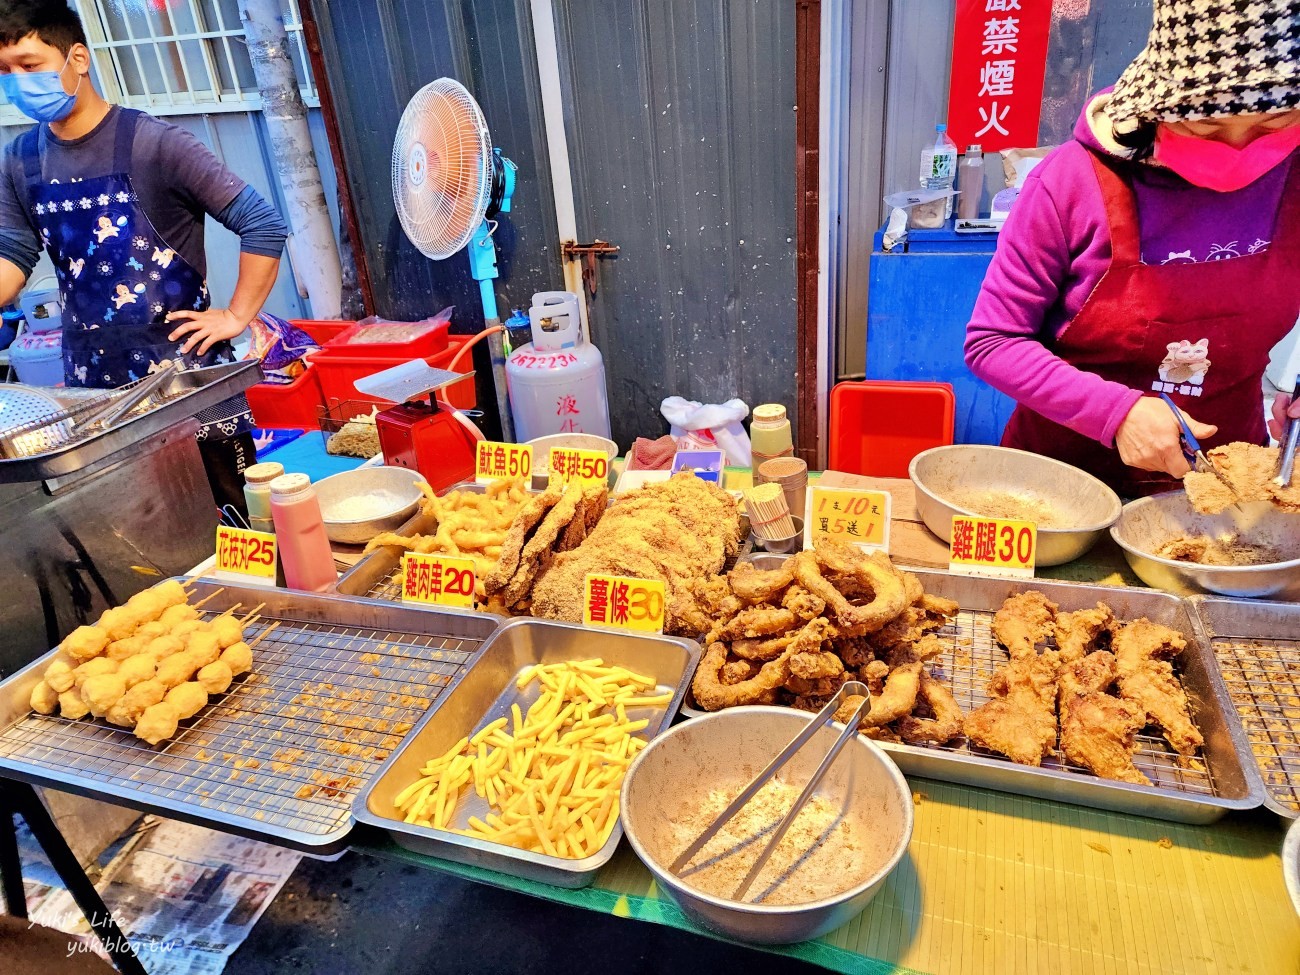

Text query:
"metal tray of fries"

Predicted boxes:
[[1186, 596, 1300, 822], [682, 565, 1261, 824], [353, 618, 700, 887], [0, 580, 498, 853]]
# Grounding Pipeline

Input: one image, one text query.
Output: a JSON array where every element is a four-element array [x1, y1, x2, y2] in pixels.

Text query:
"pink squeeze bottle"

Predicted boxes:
[[268, 473, 337, 592]]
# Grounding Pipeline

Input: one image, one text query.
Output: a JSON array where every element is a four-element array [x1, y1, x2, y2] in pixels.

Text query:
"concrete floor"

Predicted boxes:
[[227, 851, 830, 975]]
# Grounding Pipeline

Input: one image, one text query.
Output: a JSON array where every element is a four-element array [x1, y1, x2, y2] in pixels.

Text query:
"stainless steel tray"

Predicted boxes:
[[353, 618, 701, 887], [0, 361, 262, 483], [0, 580, 498, 853], [683, 567, 1261, 824], [1186, 595, 1300, 822], [337, 481, 752, 604]]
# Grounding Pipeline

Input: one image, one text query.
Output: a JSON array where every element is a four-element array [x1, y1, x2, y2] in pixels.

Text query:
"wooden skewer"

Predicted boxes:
[[212, 604, 243, 621], [247, 621, 280, 650], [239, 603, 266, 625], [180, 577, 200, 592], [241, 614, 263, 631], [191, 588, 226, 610]]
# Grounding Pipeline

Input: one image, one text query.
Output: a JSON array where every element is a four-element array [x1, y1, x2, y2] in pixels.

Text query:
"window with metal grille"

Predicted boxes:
[[1, 0, 318, 125]]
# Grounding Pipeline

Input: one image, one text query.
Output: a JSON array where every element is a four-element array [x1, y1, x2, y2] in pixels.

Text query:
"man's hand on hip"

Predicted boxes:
[[166, 307, 246, 355]]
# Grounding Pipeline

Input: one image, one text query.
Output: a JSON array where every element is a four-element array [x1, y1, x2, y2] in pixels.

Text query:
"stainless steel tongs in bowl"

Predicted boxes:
[[669, 681, 874, 902], [1274, 414, 1299, 490]]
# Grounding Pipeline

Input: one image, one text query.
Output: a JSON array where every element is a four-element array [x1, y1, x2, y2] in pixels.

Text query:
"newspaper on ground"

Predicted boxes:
[[26, 815, 302, 975]]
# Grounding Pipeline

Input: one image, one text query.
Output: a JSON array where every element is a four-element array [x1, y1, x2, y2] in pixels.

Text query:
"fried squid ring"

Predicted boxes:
[[729, 560, 796, 604], [730, 634, 797, 661], [896, 671, 964, 744]]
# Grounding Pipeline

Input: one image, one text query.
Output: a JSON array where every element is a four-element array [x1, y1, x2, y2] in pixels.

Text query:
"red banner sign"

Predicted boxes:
[[947, 0, 1052, 153]]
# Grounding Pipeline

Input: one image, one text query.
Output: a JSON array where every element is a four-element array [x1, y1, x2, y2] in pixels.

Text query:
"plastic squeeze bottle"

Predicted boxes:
[[750, 404, 794, 467], [268, 473, 337, 592], [957, 145, 985, 220], [242, 462, 284, 535]]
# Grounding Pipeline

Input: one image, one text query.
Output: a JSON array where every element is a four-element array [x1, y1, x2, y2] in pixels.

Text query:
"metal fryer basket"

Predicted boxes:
[[0, 582, 498, 852]]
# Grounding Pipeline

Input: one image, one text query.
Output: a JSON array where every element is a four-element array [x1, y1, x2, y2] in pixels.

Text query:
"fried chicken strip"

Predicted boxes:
[[692, 619, 830, 711], [964, 651, 1060, 766], [1057, 650, 1149, 785], [897, 671, 964, 745]]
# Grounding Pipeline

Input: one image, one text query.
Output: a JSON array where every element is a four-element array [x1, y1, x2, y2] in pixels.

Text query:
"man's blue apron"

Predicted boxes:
[[20, 108, 251, 440]]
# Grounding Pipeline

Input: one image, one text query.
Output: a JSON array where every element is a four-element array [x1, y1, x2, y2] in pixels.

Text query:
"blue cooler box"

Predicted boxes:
[[10, 329, 64, 386]]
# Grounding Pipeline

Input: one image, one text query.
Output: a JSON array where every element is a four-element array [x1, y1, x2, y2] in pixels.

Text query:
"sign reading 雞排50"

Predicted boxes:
[[946, 0, 1053, 153]]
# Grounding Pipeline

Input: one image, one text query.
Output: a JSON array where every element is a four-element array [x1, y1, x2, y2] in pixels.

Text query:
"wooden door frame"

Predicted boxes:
[[795, 0, 821, 464]]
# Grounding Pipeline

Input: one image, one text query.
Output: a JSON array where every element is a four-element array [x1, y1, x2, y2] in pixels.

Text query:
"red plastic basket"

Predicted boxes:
[[828, 380, 955, 477], [291, 319, 353, 347], [245, 366, 324, 429], [314, 335, 476, 412]]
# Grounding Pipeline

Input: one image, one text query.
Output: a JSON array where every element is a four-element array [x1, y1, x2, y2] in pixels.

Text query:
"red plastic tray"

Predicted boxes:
[[828, 380, 955, 478], [245, 366, 324, 430]]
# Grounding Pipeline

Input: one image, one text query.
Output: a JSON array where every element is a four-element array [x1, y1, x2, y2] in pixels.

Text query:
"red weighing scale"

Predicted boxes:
[[353, 360, 482, 492]]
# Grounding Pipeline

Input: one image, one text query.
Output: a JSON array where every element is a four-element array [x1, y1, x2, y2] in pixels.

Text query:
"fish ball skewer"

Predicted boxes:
[[80, 674, 127, 717], [61, 625, 109, 662], [73, 658, 118, 688], [165, 682, 208, 720], [29, 681, 58, 715], [196, 662, 233, 695], [59, 690, 91, 720], [134, 703, 179, 746], [44, 658, 75, 693], [108, 680, 165, 726]]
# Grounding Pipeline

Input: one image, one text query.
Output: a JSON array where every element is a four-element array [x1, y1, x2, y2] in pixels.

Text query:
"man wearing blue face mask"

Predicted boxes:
[[0, 1, 288, 513]]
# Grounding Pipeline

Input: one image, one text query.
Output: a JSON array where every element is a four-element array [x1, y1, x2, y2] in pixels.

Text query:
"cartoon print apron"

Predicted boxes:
[[20, 108, 252, 441], [1002, 148, 1300, 497]]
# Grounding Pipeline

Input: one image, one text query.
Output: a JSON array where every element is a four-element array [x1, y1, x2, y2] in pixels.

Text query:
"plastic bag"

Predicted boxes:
[[660, 397, 752, 467], [243, 312, 319, 385]]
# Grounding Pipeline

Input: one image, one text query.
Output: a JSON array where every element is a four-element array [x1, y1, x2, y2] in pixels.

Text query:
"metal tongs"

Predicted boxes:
[[1274, 410, 1299, 490], [670, 681, 874, 902], [1158, 392, 1239, 503]]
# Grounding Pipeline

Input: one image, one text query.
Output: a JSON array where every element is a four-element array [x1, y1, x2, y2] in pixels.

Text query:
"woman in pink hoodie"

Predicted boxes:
[[964, 0, 1299, 496]]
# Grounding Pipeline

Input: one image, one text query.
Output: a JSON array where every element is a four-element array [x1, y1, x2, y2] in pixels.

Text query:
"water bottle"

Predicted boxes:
[[919, 124, 958, 189], [919, 124, 959, 219]]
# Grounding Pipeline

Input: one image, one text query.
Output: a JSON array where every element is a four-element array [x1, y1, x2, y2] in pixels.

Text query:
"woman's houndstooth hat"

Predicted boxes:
[[1107, 0, 1299, 129]]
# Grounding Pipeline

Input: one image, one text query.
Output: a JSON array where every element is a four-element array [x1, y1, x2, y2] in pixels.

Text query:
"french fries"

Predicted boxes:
[[364, 478, 529, 597], [393, 659, 671, 859]]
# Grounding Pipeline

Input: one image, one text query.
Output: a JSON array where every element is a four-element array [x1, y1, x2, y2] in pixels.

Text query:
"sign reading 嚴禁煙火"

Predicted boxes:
[[946, 0, 1052, 153]]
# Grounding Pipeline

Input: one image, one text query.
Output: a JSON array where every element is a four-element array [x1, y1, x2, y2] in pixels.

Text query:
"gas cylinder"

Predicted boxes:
[[505, 291, 611, 441]]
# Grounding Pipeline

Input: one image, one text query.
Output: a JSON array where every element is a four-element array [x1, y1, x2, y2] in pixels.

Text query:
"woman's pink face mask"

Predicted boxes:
[[1155, 120, 1300, 192]]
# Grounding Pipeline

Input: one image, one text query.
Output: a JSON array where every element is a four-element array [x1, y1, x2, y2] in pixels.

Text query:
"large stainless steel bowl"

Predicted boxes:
[[1110, 491, 1300, 599], [909, 445, 1122, 566], [314, 466, 426, 545], [620, 706, 913, 945]]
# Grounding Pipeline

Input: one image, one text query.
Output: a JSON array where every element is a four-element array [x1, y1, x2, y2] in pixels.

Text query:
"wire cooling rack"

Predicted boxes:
[[1209, 635, 1300, 814], [924, 607, 1218, 796], [0, 597, 497, 852]]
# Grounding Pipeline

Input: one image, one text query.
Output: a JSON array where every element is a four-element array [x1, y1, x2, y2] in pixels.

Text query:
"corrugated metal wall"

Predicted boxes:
[[0, 109, 338, 322], [308, 0, 562, 326], [550, 0, 797, 447]]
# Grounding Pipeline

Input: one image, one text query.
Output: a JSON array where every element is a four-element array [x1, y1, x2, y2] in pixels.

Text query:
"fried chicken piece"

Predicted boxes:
[[896, 671, 964, 745], [729, 560, 796, 604], [789, 650, 845, 681], [730, 634, 798, 661], [781, 585, 827, 621], [714, 608, 798, 642], [1054, 603, 1115, 662], [1184, 442, 1275, 513], [785, 673, 847, 698], [964, 651, 1060, 766], [692, 618, 829, 711], [1057, 650, 1149, 785], [849, 661, 922, 728], [720, 656, 762, 685], [991, 591, 1058, 658], [1111, 619, 1203, 757]]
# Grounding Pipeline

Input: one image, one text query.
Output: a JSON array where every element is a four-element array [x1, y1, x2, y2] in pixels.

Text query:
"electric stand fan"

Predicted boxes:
[[392, 78, 518, 439]]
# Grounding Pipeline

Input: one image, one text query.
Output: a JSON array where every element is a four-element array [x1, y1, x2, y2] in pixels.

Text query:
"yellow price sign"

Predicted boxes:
[[583, 573, 665, 633], [949, 516, 1037, 578], [475, 440, 533, 484], [214, 526, 277, 580], [805, 487, 891, 549], [401, 553, 477, 608], [549, 446, 609, 487]]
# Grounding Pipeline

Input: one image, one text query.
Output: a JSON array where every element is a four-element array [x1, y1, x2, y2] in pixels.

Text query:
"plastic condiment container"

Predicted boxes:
[[243, 462, 284, 535], [750, 403, 794, 467], [757, 457, 809, 524], [269, 473, 337, 592]]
